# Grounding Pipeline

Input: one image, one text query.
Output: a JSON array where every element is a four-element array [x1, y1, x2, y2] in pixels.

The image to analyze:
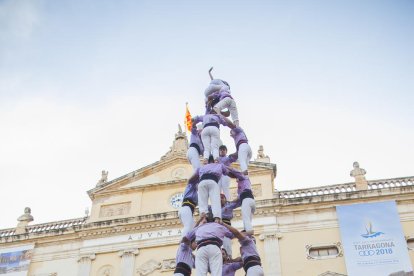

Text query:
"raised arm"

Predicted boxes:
[[227, 198, 241, 209], [218, 114, 235, 129], [225, 166, 244, 180], [192, 115, 203, 125], [208, 67, 214, 80], [228, 152, 238, 163]]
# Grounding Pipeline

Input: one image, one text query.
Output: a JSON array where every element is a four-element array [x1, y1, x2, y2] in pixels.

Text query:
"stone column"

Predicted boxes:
[[77, 254, 95, 276], [118, 248, 139, 276], [259, 232, 282, 276]]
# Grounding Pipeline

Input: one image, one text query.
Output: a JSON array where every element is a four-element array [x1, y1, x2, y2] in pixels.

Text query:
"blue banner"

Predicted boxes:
[[337, 201, 413, 276], [0, 245, 33, 275]]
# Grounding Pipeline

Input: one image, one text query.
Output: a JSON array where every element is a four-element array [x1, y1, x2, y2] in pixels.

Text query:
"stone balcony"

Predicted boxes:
[[1, 176, 413, 243], [275, 176, 414, 199]]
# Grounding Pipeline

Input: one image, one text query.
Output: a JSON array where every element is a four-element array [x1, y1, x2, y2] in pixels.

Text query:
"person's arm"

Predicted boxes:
[[227, 198, 241, 209], [228, 152, 238, 163], [192, 115, 203, 125], [230, 256, 242, 263], [188, 169, 200, 183], [225, 167, 244, 180], [221, 222, 245, 240], [218, 115, 235, 129], [182, 229, 195, 245]]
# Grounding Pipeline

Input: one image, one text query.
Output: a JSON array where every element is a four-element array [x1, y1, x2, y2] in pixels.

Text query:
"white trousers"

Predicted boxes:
[[238, 143, 252, 172], [219, 175, 231, 200], [198, 179, 221, 218], [222, 236, 232, 257], [187, 147, 201, 171], [178, 206, 195, 237], [196, 245, 222, 276], [246, 265, 264, 276], [241, 198, 255, 232], [173, 274, 184, 276], [201, 126, 220, 160], [214, 97, 239, 124]]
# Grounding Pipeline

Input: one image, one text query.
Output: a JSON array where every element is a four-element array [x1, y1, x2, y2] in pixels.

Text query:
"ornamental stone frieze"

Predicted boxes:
[[161, 258, 176, 271], [136, 259, 162, 276]]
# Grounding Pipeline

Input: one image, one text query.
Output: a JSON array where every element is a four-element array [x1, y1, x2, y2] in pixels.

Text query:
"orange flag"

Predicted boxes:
[[185, 103, 192, 132]]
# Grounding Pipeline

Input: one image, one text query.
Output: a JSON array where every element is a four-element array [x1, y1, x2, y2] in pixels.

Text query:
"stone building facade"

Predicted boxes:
[[1, 127, 413, 276]]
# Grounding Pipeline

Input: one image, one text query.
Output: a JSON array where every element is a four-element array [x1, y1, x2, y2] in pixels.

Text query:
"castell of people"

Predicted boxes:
[[2, 0, 413, 274], [2, 60, 414, 276]]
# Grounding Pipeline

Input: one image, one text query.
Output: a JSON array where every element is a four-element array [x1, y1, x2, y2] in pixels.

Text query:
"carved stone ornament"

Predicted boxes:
[[161, 124, 188, 160], [254, 145, 270, 162], [118, 248, 140, 257], [97, 265, 114, 276], [350, 161, 368, 190], [136, 259, 162, 276], [162, 258, 176, 271], [77, 253, 96, 263], [99, 202, 131, 218], [171, 167, 186, 179], [259, 231, 282, 241], [97, 170, 109, 186], [16, 207, 34, 234], [318, 271, 347, 276]]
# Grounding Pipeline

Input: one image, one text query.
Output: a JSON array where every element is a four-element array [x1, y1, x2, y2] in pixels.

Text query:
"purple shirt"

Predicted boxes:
[[222, 261, 243, 276], [230, 127, 248, 148], [237, 176, 252, 196], [193, 114, 228, 128], [189, 126, 204, 153], [196, 163, 231, 180], [176, 243, 194, 268], [186, 222, 233, 242], [218, 155, 237, 166], [239, 236, 259, 260], [183, 179, 198, 204]]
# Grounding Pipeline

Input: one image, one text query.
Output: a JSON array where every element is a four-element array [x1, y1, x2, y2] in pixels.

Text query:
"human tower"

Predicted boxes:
[[173, 68, 264, 276]]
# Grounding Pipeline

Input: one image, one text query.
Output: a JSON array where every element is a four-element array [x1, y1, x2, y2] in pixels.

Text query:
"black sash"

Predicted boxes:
[[222, 218, 231, 225], [204, 122, 219, 128], [240, 189, 254, 201], [197, 237, 223, 249], [243, 255, 262, 272], [181, 198, 196, 213], [236, 139, 248, 151], [189, 143, 201, 155], [200, 173, 219, 183]]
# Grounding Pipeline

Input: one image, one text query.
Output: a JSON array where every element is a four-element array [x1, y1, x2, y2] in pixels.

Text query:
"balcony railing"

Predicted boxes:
[[275, 176, 414, 199]]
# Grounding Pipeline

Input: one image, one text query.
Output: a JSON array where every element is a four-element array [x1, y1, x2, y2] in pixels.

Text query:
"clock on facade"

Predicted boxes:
[[169, 193, 184, 209]]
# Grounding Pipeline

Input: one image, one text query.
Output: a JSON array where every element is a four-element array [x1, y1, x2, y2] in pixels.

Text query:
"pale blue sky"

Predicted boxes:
[[0, 0, 413, 228]]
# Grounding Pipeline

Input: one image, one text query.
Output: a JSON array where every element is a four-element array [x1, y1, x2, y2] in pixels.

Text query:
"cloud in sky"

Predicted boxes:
[[0, 0, 413, 228], [0, 0, 42, 41]]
